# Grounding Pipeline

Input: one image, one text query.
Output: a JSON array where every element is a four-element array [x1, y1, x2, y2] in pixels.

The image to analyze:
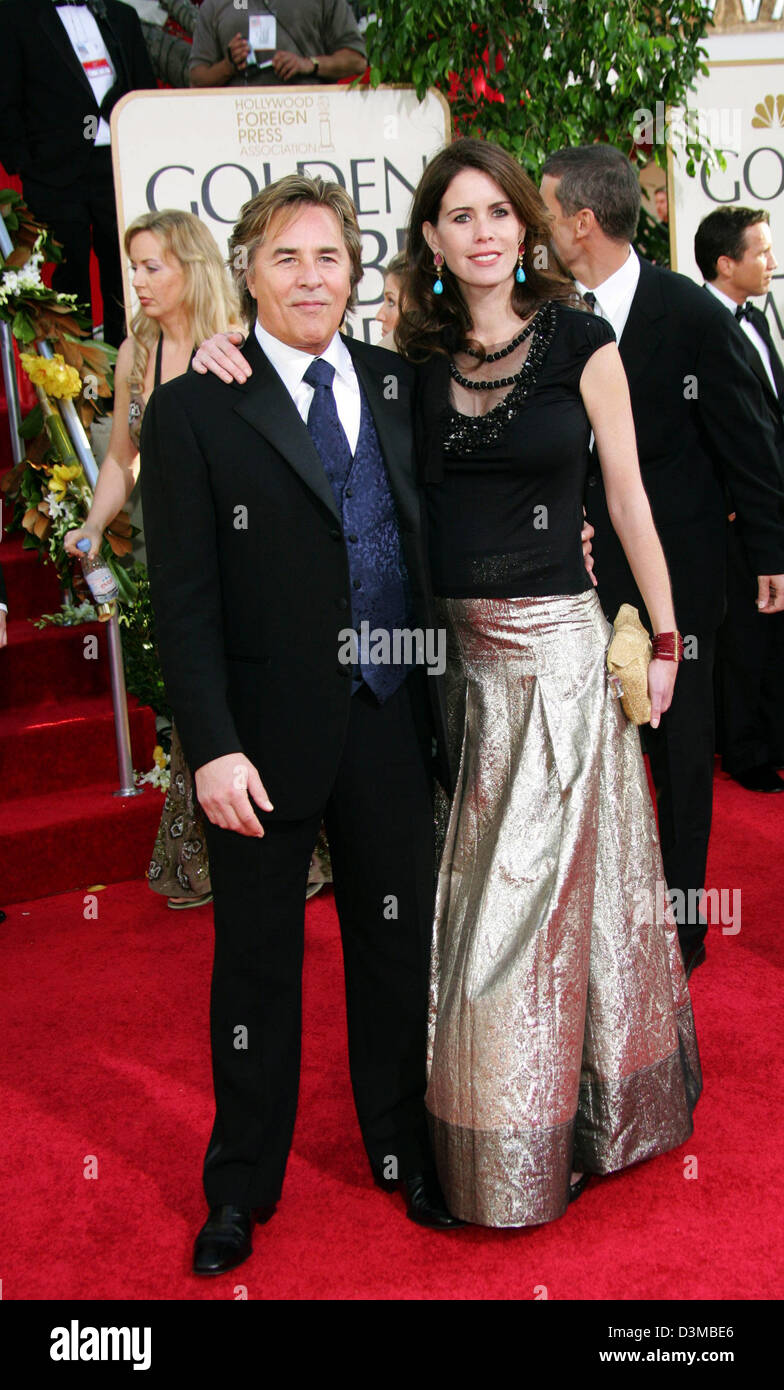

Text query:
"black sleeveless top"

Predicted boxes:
[[418, 301, 616, 599]]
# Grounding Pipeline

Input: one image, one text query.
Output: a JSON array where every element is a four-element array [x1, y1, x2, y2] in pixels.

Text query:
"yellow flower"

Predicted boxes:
[[20, 351, 82, 399], [49, 462, 82, 500], [153, 744, 167, 769]]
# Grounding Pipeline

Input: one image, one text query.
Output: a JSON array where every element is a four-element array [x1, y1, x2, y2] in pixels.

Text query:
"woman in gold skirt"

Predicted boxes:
[[398, 139, 702, 1228]]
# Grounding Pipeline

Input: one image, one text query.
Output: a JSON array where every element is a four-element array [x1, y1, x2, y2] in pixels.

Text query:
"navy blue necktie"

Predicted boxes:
[[303, 358, 353, 509]]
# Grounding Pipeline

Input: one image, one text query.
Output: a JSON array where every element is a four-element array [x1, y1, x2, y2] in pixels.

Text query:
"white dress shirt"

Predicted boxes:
[[254, 322, 361, 453], [56, 5, 114, 147], [575, 245, 641, 343], [705, 281, 778, 397]]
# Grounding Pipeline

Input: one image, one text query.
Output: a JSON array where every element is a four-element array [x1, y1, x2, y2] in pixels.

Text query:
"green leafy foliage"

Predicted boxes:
[[116, 566, 170, 720], [366, 0, 716, 265]]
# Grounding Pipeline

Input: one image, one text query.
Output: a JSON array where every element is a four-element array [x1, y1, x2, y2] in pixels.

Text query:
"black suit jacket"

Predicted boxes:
[[140, 332, 451, 819], [731, 297, 784, 426], [588, 257, 784, 634], [0, 0, 154, 186]]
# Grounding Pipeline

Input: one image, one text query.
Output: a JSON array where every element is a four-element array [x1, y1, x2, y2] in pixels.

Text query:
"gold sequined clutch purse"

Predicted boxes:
[[606, 604, 652, 725]]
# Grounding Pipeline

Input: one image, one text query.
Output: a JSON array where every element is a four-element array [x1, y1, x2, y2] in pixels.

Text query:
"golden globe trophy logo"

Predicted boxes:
[[234, 92, 336, 158]]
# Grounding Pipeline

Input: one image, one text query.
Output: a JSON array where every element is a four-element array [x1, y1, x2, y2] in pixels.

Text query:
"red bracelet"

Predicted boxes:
[[651, 631, 684, 662]]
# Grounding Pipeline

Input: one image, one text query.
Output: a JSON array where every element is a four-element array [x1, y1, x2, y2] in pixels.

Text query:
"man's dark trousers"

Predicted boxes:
[[201, 669, 435, 1208]]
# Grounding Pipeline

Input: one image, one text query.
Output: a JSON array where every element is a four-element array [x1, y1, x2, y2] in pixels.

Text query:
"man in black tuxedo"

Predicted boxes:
[[541, 146, 784, 979], [695, 206, 784, 795], [141, 175, 461, 1276], [0, 0, 154, 346]]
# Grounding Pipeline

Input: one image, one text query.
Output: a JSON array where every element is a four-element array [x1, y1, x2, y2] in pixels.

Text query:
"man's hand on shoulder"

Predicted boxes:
[[757, 574, 784, 614], [192, 331, 249, 384], [195, 753, 273, 837]]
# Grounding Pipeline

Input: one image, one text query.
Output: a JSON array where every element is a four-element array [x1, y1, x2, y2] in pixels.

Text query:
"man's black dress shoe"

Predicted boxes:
[[192, 1203, 275, 1276], [682, 942, 707, 980], [376, 1170, 466, 1228], [569, 1173, 591, 1204], [732, 764, 784, 793]]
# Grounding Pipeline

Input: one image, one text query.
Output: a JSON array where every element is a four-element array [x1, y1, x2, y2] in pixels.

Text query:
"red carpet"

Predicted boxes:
[[0, 504, 160, 904], [2, 353, 160, 905], [1, 764, 782, 1301], [1, 346, 781, 1301]]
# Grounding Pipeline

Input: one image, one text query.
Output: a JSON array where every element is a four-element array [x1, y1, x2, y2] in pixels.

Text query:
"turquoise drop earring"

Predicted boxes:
[[433, 251, 444, 295], [515, 247, 526, 284]]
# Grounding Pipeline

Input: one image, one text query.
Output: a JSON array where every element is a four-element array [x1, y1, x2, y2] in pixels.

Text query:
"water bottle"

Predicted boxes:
[[76, 536, 118, 622]]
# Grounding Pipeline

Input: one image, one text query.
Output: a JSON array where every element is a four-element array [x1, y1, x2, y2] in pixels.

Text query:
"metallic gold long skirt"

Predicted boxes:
[[426, 590, 702, 1228]]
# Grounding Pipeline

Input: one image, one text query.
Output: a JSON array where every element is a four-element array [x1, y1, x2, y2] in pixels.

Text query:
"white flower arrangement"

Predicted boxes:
[[0, 236, 47, 307], [136, 745, 171, 793], [42, 472, 92, 568]]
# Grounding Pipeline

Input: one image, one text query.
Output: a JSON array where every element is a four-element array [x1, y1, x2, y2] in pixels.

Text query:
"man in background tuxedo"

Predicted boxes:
[[541, 146, 784, 979], [141, 175, 461, 1277], [0, 0, 154, 346], [695, 206, 784, 794]]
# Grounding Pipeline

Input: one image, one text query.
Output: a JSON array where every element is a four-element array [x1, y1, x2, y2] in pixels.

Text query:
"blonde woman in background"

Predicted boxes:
[[66, 210, 241, 909]]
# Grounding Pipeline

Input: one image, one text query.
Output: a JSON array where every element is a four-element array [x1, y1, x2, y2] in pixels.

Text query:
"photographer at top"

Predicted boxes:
[[189, 0, 367, 88]]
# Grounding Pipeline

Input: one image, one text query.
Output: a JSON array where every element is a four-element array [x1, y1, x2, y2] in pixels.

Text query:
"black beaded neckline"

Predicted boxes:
[[461, 324, 532, 364], [442, 301, 557, 456]]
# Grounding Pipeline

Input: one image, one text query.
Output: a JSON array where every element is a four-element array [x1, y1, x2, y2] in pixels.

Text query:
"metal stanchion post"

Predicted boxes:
[[34, 340, 142, 798], [106, 613, 142, 797], [1, 214, 26, 469], [0, 320, 24, 465]]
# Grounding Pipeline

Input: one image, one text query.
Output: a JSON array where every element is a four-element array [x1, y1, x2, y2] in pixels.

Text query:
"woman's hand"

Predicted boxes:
[[192, 331, 249, 384], [64, 521, 103, 560], [648, 657, 677, 730], [581, 512, 597, 587]]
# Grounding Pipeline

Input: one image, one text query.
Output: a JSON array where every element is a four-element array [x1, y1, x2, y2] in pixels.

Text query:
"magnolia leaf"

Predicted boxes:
[[106, 508, 134, 533], [22, 506, 50, 540], [11, 309, 36, 343], [18, 403, 44, 440], [5, 246, 34, 269], [107, 536, 134, 558], [113, 563, 139, 604], [60, 338, 83, 368]]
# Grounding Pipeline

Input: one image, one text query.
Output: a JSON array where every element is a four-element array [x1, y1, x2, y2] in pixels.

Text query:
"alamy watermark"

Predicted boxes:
[[338, 622, 446, 676], [632, 101, 741, 151], [633, 880, 741, 935]]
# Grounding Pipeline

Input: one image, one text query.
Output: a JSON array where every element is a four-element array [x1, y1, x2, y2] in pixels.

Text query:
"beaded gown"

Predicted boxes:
[[418, 301, 702, 1227], [128, 352, 213, 901]]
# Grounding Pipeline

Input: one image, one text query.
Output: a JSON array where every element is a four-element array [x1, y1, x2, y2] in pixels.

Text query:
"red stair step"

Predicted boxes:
[[0, 694, 157, 798], [0, 537, 64, 619], [0, 617, 113, 707], [0, 780, 166, 905]]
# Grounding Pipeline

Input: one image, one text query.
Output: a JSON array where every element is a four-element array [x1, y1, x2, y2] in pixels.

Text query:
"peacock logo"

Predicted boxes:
[[751, 94, 784, 128]]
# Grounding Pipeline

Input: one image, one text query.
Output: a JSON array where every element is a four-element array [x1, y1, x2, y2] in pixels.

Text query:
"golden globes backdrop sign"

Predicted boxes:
[[110, 85, 450, 341], [669, 58, 784, 340]]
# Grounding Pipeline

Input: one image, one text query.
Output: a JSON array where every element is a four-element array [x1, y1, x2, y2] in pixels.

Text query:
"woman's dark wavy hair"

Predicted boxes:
[[396, 137, 578, 363]]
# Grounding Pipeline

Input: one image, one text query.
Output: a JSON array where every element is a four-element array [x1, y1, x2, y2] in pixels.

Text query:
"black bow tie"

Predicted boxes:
[[583, 291, 597, 310], [735, 302, 754, 322]]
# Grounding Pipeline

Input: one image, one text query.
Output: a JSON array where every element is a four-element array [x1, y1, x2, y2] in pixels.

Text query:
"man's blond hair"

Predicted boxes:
[[228, 175, 363, 326]]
